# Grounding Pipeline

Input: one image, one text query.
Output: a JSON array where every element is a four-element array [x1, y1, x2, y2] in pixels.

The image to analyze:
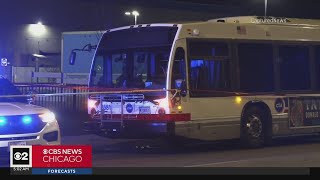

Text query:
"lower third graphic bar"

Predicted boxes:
[[32, 168, 92, 175]]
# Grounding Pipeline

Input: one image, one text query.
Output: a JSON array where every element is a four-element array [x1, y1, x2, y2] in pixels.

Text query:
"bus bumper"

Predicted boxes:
[[84, 120, 176, 139]]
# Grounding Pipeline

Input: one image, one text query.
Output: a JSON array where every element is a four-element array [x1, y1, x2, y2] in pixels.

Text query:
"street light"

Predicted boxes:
[[28, 21, 46, 37], [125, 10, 140, 25]]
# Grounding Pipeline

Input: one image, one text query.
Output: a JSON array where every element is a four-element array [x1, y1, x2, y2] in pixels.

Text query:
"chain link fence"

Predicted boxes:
[[15, 84, 89, 112]]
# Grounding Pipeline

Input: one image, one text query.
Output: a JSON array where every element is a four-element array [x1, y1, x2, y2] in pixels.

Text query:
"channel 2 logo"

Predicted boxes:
[[43, 149, 48, 154], [10, 146, 32, 167]]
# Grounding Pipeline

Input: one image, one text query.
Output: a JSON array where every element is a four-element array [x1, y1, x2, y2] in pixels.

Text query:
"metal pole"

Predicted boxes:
[[134, 15, 137, 25], [72, 88, 77, 111], [100, 95, 103, 123], [265, 0, 268, 17], [35, 58, 39, 83], [120, 94, 124, 127]]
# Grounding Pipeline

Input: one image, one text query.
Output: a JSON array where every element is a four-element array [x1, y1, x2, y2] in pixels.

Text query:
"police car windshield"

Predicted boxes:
[[0, 79, 26, 103]]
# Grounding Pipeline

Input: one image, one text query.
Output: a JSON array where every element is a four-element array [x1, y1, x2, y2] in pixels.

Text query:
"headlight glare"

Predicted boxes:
[[39, 112, 56, 123]]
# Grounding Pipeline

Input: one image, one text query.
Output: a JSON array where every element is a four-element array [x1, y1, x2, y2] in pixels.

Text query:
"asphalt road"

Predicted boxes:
[[62, 134, 320, 168], [53, 111, 320, 168], [1, 134, 320, 173]]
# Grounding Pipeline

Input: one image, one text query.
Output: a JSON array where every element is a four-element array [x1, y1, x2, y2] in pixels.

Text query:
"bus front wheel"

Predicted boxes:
[[241, 106, 268, 148]]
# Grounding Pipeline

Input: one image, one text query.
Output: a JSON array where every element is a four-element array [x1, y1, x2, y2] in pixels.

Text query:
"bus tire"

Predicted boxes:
[[241, 106, 267, 148]]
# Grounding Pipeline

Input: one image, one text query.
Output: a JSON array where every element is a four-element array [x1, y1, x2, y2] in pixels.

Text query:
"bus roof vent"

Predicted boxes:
[[209, 16, 284, 24], [216, 19, 225, 23], [208, 16, 256, 23]]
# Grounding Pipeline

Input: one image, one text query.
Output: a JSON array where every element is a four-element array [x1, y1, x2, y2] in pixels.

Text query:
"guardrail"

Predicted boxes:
[[15, 84, 89, 112], [31, 72, 89, 85]]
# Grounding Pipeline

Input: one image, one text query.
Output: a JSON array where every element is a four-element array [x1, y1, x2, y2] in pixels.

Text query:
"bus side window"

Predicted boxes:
[[188, 41, 230, 96], [238, 43, 274, 92], [279, 45, 310, 91], [171, 47, 186, 89]]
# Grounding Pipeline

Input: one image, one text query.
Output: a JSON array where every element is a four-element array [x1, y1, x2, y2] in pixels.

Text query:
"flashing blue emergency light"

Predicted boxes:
[[0, 117, 7, 126], [22, 116, 32, 125]]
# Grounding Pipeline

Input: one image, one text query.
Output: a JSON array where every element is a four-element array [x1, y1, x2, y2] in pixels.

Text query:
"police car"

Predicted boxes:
[[0, 78, 61, 150]]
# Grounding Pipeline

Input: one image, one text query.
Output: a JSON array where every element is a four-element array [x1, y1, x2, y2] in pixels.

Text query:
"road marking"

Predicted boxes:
[[185, 159, 255, 167], [185, 151, 320, 167]]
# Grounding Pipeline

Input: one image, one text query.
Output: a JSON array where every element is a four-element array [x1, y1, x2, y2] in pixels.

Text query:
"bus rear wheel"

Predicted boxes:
[[241, 106, 267, 148]]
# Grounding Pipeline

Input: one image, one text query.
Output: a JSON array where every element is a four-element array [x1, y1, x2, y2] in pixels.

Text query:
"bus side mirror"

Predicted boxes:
[[69, 51, 77, 65], [87, 44, 97, 51]]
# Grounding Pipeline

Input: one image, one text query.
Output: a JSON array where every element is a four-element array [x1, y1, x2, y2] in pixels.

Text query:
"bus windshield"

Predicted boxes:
[[90, 26, 178, 90]]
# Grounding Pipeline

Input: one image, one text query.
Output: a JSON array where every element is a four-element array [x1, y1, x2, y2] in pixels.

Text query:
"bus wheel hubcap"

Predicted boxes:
[[246, 115, 262, 138]]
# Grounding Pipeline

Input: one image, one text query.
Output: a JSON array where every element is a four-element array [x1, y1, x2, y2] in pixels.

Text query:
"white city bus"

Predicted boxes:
[[79, 16, 320, 148]]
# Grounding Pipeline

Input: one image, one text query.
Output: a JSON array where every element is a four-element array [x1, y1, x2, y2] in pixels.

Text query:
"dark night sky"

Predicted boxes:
[[0, 0, 319, 66], [1, 0, 320, 30], [174, 0, 320, 18]]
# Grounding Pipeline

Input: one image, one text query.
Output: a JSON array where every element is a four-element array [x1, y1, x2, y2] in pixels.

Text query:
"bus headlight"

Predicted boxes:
[[154, 98, 169, 108], [88, 99, 99, 109], [39, 112, 56, 123]]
